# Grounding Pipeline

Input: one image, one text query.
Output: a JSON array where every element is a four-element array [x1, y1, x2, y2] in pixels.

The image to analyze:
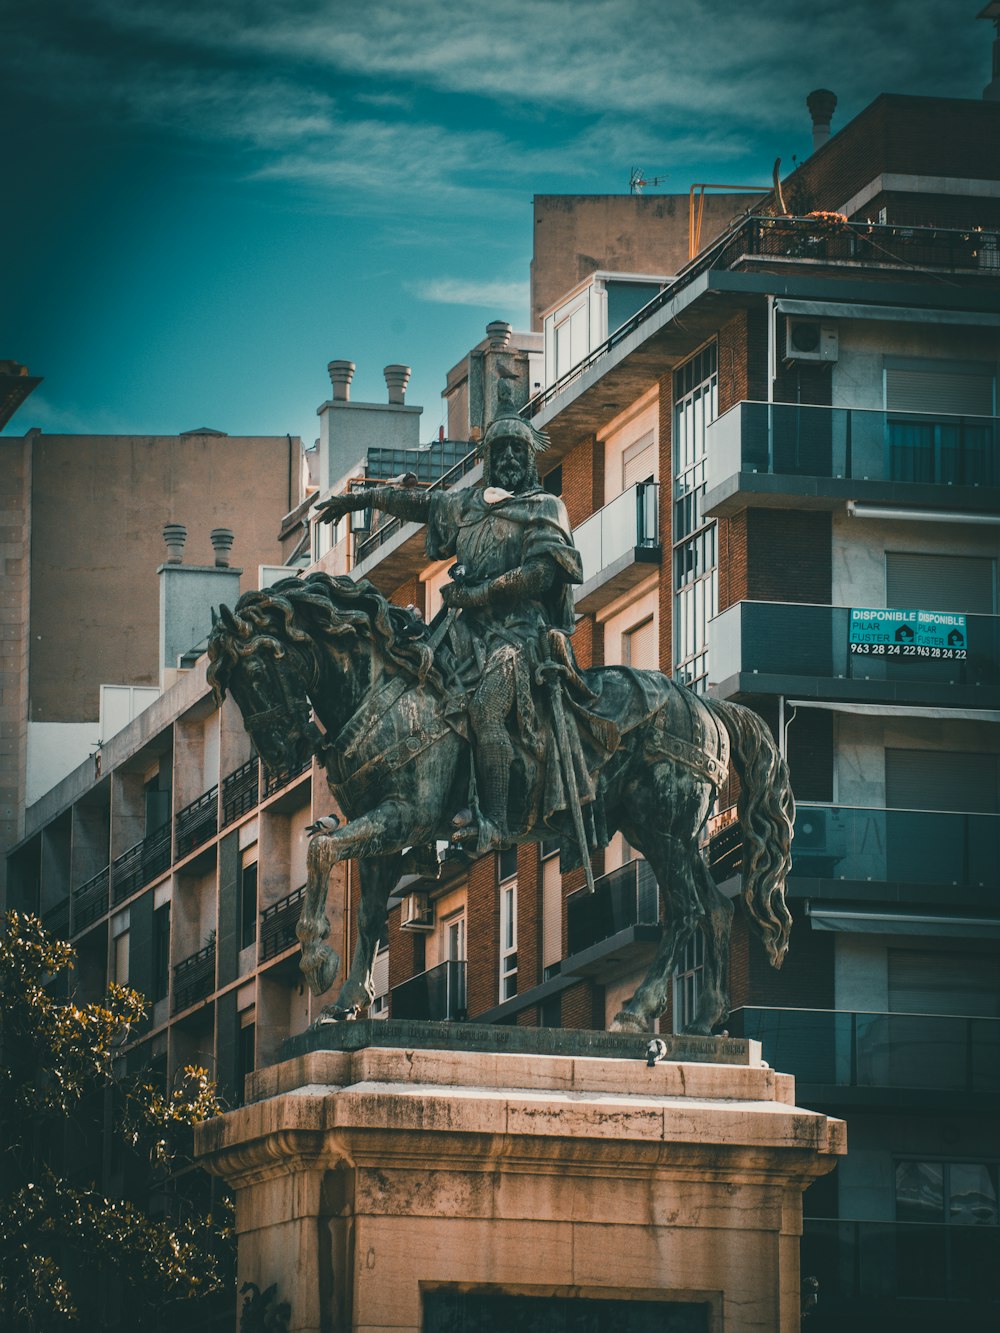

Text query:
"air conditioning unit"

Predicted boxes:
[[400, 891, 435, 932], [795, 809, 828, 852], [784, 318, 838, 364]]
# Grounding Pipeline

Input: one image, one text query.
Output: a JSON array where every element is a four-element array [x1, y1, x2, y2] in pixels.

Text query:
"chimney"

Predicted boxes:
[[486, 320, 512, 350], [383, 364, 411, 404], [163, 523, 187, 564], [328, 360, 355, 402], [210, 528, 235, 567], [806, 89, 837, 153]]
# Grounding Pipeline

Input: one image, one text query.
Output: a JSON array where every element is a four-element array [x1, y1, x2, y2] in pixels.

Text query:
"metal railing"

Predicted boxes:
[[221, 758, 260, 827], [390, 959, 467, 1021], [71, 866, 110, 931], [707, 400, 999, 493], [111, 822, 171, 905], [172, 942, 216, 1013], [566, 858, 659, 956], [174, 786, 218, 859], [523, 216, 1000, 418], [802, 1217, 1000, 1306], [353, 447, 480, 566], [262, 755, 311, 799], [709, 600, 1000, 693], [42, 897, 70, 939], [573, 481, 659, 583], [259, 885, 306, 962], [728, 1007, 1000, 1094]]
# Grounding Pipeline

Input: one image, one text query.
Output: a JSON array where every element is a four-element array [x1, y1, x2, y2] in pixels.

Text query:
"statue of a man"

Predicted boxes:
[[317, 415, 585, 853]]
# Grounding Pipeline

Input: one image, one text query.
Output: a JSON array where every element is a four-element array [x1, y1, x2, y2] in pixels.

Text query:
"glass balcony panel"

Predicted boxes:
[[573, 483, 659, 583], [791, 805, 999, 888], [390, 959, 467, 1021], [707, 401, 999, 493], [566, 858, 660, 956]]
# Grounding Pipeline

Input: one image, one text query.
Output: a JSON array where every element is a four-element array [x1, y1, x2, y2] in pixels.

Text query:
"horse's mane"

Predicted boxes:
[[207, 572, 444, 699]]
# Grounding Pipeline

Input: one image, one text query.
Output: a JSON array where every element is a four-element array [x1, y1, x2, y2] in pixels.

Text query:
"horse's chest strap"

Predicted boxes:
[[649, 731, 727, 789], [331, 715, 451, 810]]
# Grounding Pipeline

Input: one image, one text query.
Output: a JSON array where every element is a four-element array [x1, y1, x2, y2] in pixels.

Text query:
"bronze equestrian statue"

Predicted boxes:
[[207, 415, 794, 1034]]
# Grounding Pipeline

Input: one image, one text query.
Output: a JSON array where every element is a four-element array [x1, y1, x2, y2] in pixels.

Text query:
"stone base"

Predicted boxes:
[[195, 1029, 845, 1332]]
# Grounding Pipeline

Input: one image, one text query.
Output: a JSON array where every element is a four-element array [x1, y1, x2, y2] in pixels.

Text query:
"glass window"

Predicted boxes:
[[672, 344, 718, 692], [500, 882, 518, 1001], [673, 931, 704, 1033], [896, 1160, 998, 1227], [240, 861, 258, 950]]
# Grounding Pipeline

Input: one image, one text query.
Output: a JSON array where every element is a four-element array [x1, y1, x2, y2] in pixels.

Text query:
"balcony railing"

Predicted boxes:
[[111, 821, 171, 905], [790, 804, 999, 889], [707, 401, 999, 495], [72, 866, 110, 931], [802, 1218, 1000, 1307], [172, 942, 216, 1013], [262, 755, 311, 799], [175, 786, 218, 860], [728, 1007, 1000, 1094], [566, 858, 659, 957], [353, 447, 480, 566], [390, 959, 467, 1021], [709, 600, 1000, 694], [42, 897, 70, 939], [523, 216, 1000, 418], [259, 885, 305, 962], [221, 758, 260, 827], [573, 481, 660, 585]]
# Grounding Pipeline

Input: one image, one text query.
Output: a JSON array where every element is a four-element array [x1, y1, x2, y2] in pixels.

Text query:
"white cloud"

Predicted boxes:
[[410, 277, 529, 309]]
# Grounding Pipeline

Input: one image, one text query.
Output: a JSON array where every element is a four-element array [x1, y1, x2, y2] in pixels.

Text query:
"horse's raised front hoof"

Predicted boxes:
[[313, 1002, 362, 1026], [298, 941, 340, 996], [609, 1009, 648, 1034]]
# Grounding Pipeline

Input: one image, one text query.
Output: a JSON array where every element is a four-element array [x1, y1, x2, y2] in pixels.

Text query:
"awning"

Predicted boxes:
[[807, 907, 1000, 939], [775, 298, 1000, 328], [787, 701, 1000, 724]]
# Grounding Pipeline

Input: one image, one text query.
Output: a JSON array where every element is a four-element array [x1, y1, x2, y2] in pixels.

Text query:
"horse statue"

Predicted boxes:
[[207, 571, 793, 1034]]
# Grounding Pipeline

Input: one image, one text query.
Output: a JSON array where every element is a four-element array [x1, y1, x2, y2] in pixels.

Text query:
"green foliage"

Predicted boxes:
[[0, 912, 232, 1331]]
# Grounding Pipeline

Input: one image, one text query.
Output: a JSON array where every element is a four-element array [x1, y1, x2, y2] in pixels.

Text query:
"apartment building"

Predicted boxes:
[[7, 90, 999, 1332]]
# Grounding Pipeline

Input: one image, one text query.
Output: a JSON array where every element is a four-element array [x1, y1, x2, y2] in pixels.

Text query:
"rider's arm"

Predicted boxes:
[[316, 477, 431, 526], [444, 556, 556, 609]]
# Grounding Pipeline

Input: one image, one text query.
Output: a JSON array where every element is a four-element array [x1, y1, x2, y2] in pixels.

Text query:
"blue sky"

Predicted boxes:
[[2, 1, 990, 449]]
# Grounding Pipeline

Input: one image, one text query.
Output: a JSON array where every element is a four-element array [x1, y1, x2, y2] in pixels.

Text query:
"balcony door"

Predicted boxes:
[[884, 357, 996, 486]]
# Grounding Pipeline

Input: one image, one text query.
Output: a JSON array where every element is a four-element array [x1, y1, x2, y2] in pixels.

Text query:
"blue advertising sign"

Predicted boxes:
[[849, 607, 967, 659]]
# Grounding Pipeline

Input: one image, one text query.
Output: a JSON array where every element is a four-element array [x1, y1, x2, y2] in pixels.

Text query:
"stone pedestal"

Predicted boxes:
[[195, 1023, 845, 1333]]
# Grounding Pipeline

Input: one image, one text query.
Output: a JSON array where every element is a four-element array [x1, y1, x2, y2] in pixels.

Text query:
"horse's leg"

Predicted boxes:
[[684, 860, 734, 1036], [297, 803, 409, 998], [318, 853, 402, 1022]]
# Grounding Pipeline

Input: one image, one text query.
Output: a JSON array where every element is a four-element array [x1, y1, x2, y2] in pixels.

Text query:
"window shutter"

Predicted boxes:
[[886, 552, 995, 614], [623, 616, 657, 670], [888, 949, 1000, 1017], [885, 748, 999, 814], [885, 367, 994, 416], [623, 432, 656, 488]]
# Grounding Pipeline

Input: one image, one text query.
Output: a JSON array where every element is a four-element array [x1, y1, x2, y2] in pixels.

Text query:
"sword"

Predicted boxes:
[[538, 657, 596, 896]]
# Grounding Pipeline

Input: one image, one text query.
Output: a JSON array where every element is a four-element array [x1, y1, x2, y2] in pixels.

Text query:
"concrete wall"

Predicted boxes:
[[26, 430, 299, 724], [530, 192, 765, 331]]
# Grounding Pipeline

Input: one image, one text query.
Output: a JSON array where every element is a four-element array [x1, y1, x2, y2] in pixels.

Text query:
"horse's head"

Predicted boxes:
[[207, 599, 323, 778]]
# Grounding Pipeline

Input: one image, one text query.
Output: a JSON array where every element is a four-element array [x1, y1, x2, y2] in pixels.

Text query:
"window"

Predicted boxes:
[[673, 344, 718, 691], [894, 1159, 999, 1301], [152, 903, 170, 1002], [144, 771, 170, 836], [500, 881, 517, 1002], [885, 358, 996, 487], [444, 911, 466, 963], [673, 931, 704, 1033], [543, 465, 563, 496], [113, 930, 129, 986], [498, 844, 518, 883], [236, 1020, 256, 1106], [896, 1159, 998, 1226], [240, 860, 258, 950], [623, 616, 657, 671], [886, 552, 996, 615]]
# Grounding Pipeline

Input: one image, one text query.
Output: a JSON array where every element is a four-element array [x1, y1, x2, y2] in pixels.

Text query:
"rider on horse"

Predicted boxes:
[[317, 415, 598, 855]]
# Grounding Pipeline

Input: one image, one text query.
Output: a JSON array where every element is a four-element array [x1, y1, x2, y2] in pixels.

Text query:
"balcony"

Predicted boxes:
[[802, 1218, 1000, 1316], [263, 754, 311, 800], [705, 401, 999, 518], [174, 786, 218, 860], [42, 897, 70, 940], [111, 822, 171, 905], [390, 959, 467, 1021], [789, 805, 999, 895], [708, 600, 999, 707], [572, 482, 660, 612], [728, 1007, 999, 1102], [172, 942, 216, 1013], [71, 866, 110, 932], [221, 758, 259, 828], [524, 216, 1000, 426], [564, 858, 661, 980], [349, 449, 482, 593], [259, 885, 305, 963]]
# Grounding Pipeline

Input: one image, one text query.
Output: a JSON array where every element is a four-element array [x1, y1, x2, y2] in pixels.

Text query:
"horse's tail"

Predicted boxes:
[[704, 698, 794, 969]]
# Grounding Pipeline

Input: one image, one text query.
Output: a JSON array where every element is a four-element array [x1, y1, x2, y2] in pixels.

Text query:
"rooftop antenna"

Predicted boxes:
[[630, 167, 668, 194]]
